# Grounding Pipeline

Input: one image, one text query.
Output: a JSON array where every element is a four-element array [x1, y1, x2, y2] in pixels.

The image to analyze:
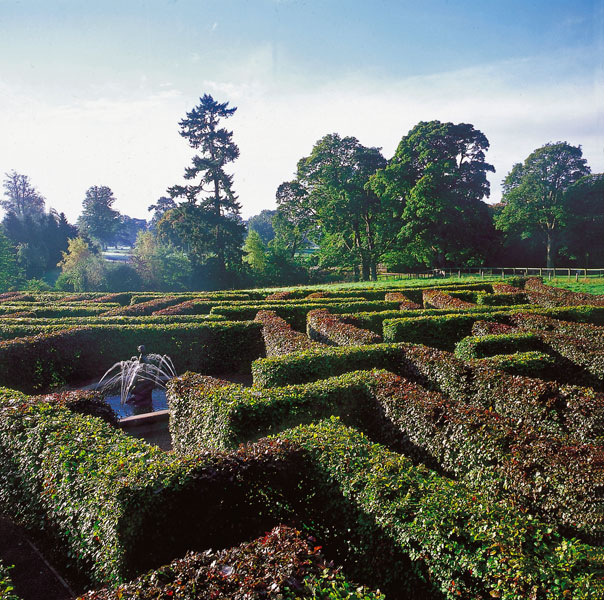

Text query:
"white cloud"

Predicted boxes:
[[0, 53, 601, 224]]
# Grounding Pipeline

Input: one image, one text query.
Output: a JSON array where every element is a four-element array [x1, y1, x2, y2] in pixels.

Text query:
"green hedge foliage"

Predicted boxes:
[[280, 418, 593, 600], [0, 395, 303, 586], [423, 289, 476, 309], [383, 306, 604, 350], [0, 562, 19, 600], [211, 300, 401, 330], [395, 343, 602, 443], [471, 351, 558, 378], [0, 321, 264, 393], [307, 309, 382, 346], [254, 310, 322, 357], [81, 525, 385, 600], [0, 304, 117, 318], [370, 371, 598, 539], [454, 332, 544, 360], [101, 297, 182, 316], [252, 343, 409, 388], [525, 278, 604, 308], [476, 291, 528, 306], [151, 298, 212, 315]]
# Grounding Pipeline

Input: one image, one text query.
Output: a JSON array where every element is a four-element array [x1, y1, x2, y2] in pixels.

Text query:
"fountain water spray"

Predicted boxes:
[[96, 345, 176, 405]]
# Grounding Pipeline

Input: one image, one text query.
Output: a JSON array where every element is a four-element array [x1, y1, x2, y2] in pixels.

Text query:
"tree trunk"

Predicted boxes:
[[370, 261, 377, 281], [546, 231, 554, 269]]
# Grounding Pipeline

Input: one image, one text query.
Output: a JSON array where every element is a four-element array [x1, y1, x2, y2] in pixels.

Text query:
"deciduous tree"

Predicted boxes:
[[370, 121, 495, 269], [495, 142, 590, 268]]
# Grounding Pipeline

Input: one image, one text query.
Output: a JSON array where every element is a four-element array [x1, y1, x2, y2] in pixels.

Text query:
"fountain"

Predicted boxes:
[[96, 345, 176, 415]]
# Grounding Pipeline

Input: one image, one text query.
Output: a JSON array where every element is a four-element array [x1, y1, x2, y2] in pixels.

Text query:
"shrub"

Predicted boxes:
[[212, 300, 401, 330], [472, 351, 558, 378], [395, 343, 602, 443], [80, 525, 384, 600], [492, 282, 524, 293], [280, 418, 593, 600], [252, 343, 410, 388], [0, 396, 303, 585], [525, 277, 604, 307], [471, 320, 516, 336], [384, 292, 421, 309], [454, 332, 543, 360], [423, 289, 476, 309], [307, 309, 382, 346], [0, 562, 19, 600], [370, 371, 599, 538], [32, 390, 118, 426], [254, 310, 322, 357], [151, 298, 212, 316], [101, 297, 181, 317], [476, 291, 528, 306], [265, 290, 297, 301], [0, 321, 264, 393]]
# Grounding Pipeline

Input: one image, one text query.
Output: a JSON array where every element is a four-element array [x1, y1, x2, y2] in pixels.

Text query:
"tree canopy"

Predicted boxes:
[[77, 185, 121, 250], [167, 94, 244, 284], [495, 142, 590, 268], [369, 121, 495, 268]]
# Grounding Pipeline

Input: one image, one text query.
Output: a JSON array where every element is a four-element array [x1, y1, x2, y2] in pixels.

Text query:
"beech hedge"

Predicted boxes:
[[80, 525, 384, 600], [0, 321, 264, 393], [254, 310, 322, 357], [423, 289, 476, 309], [252, 343, 409, 388], [370, 371, 598, 539], [472, 351, 558, 378], [307, 309, 382, 346], [211, 300, 401, 330], [395, 343, 602, 443], [454, 331, 544, 360], [279, 418, 593, 600]]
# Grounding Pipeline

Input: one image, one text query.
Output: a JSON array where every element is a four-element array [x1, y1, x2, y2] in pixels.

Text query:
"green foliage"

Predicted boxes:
[[57, 237, 109, 292], [0, 229, 23, 291], [280, 418, 594, 600], [0, 321, 264, 393], [454, 331, 543, 360], [0, 562, 19, 600], [167, 94, 245, 280], [472, 350, 557, 378], [495, 142, 590, 267], [252, 342, 410, 388], [77, 186, 121, 250], [131, 231, 192, 291], [369, 120, 495, 268]]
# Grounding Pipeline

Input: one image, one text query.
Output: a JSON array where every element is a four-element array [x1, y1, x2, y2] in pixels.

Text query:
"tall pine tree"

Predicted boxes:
[[168, 94, 244, 282]]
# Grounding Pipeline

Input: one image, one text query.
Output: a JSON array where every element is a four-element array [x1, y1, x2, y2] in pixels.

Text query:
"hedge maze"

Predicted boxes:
[[0, 278, 602, 599]]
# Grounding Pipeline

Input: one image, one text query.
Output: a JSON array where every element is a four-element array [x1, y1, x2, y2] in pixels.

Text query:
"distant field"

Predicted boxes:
[[544, 277, 604, 295]]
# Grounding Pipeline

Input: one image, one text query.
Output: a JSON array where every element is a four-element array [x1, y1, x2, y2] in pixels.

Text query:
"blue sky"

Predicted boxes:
[[1, 0, 602, 221]]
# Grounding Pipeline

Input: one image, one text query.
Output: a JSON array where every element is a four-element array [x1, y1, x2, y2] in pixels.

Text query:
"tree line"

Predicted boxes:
[[1, 93, 602, 292]]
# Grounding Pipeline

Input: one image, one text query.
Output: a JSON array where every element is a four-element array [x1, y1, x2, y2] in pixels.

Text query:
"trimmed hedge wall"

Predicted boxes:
[[384, 292, 422, 309], [254, 310, 322, 357], [307, 309, 382, 346], [370, 371, 598, 539], [0, 395, 304, 586], [454, 332, 543, 360], [81, 525, 384, 600], [168, 371, 384, 453], [472, 351, 558, 378], [101, 297, 182, 316], [395, 343, 602, 443], [423, 289, 476, 309], [525, 277, 604, 307], [280, 418, 593, 600], [383, 306, 604, 350], [211, 300, 402, 330], [476, 291, 528, 306], [252, 342, 409, 388], [0, 321, 264, 393], [0, 387, 594, 598]]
